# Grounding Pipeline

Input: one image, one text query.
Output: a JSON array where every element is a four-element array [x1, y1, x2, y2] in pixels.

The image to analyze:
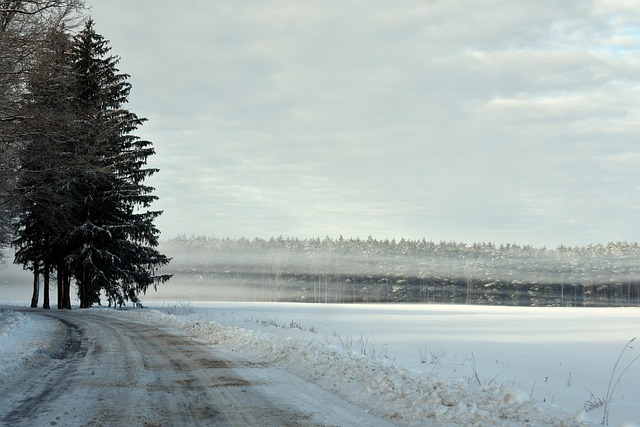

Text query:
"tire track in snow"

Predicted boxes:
[[0, 314, 87, 425], [0, 310, 393, 426]]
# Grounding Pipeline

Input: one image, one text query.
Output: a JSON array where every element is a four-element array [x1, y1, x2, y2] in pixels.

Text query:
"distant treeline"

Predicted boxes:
[[159, 236, 640, 307]]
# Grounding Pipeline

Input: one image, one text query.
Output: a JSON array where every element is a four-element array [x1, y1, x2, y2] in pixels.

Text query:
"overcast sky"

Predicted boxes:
[[87, 1, 640, 248]]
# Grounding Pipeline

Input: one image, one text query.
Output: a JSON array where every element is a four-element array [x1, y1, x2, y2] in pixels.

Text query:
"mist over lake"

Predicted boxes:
[[155, 236, 640, 307]]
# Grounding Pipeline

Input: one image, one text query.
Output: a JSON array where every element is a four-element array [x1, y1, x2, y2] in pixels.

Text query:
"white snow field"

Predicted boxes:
[[1, 302, 639, 426]]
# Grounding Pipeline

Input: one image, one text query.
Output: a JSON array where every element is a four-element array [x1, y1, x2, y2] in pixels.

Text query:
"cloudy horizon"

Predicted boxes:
[[88, 1, 640, 248]]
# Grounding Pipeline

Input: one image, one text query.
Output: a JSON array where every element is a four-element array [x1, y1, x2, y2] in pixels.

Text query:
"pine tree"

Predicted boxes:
[[13, 30, 79, 309], [13, 19, 171, 308], [65, 19, 170, 308]]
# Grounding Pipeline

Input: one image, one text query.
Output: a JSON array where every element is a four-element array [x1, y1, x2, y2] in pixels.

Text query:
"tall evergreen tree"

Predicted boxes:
[[13, 19, 170, 308], [13, 30, 79, 308], [65, 19, 170, 308]]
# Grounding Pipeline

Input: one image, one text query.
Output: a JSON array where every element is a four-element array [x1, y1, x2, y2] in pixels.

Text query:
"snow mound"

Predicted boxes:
[[112, 308, 591, 426]]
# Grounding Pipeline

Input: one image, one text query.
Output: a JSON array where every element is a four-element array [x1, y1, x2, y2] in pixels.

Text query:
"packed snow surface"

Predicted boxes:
[[1, 302, 639, 426]]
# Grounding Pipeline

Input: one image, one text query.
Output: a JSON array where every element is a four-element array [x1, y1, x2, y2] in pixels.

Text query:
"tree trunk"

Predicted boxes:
[[30, 260, 40, 308], [42, 261, 50, 309], [57, 266, 72, 309], [64, 273, 71, 309], [57, 267, 63, 308], [78, 270, 85, 309]]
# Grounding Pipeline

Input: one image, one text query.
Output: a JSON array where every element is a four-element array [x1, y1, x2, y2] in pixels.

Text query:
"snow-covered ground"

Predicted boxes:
[[0, 307, 61, 380], [1, 301, 639, 426]]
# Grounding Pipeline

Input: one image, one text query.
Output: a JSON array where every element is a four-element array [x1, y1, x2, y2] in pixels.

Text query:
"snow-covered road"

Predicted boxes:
[[0, 309, 393, 426]]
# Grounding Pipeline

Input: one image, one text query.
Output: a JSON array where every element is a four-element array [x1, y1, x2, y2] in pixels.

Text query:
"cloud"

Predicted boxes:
[[89, 0, 640, 247]]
